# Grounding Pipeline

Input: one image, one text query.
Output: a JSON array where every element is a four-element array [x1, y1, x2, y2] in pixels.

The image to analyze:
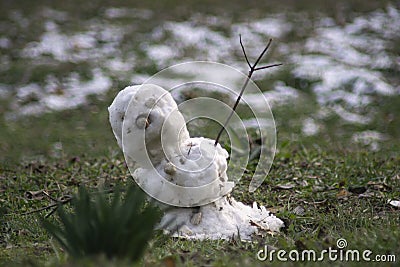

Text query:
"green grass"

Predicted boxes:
[[1, 153, 399, 266], [1, 106, 399, 266], [0, 75, 399, 267], [1, 0, 400, 265], [41, 185, 161, 262]]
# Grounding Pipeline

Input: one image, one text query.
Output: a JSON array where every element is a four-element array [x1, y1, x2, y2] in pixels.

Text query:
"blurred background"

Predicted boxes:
[[0, 0, 399, 165]]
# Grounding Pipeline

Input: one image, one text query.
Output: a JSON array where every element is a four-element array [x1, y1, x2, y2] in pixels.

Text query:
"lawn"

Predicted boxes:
[[1, 0, 399, 266], [0, 96, 399, 266]]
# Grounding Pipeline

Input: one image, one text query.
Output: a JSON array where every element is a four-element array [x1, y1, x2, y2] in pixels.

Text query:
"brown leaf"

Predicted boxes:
[[267, 206, 285, 213], [337, 189, 350, 199], [162, 256, 176, 267]]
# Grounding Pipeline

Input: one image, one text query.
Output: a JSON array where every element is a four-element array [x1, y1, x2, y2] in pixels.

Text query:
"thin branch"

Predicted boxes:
[[214, 36, 282, 146], [21, 203, 60, 216], [214, 75, 251, 146], [254, 63, 283, 71], [239, 34, 252, 69], [42, 190, 59, 203], [10, 188, 117, 218], [187, 142, 194, 155], [45, 207, 59, 218], [20, 196, 72, 216], [253, 38, 272, 67]]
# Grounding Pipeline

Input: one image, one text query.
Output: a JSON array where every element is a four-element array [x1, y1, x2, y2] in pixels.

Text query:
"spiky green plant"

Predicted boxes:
[[41, 185, 161, 262]]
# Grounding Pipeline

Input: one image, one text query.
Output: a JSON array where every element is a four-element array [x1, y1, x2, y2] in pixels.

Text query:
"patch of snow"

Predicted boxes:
[[43, 69, 111, 111], [21, 21, 124, 63], [331, 105, 371, 125], [145, 44, 181, 67], [265, 82, 299, 107], [238, 16, 292, 39], [302, 118, 320, 136], [12, 103, 46, 117], [106, 58, 134, 73], [245, 82, 299, 109], [160, 196, 283, 240], [0, 37, 11, 49], [291, 6, 399, 127], [3, 4, 400, 142], [159, 21, 232, 62], [352, 130, 387, 151], [16, 83, 42, 100], [11, 69, 111, 115]]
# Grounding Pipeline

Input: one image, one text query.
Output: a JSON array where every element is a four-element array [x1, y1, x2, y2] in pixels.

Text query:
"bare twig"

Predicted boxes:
[[239, 34, 251, 69], [42, 190, 59, 203], [214, 36, 282, 146], [187, 142, 194, 155], [255, 63, 283, 71], [17, 187, 120, 218], [20, 195, 72, 217]]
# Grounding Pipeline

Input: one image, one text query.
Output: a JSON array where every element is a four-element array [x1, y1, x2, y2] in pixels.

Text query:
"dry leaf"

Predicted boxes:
[[275, 183, 296, 190], [367, 181, 391, 192], [337, 189, 350, 199], [162, 256, 176, 267], [359, 190, 383, 198], [267, 206, 285, 213]]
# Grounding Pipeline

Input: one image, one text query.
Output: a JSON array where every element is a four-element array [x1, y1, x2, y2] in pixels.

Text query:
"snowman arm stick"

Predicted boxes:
[[214, 36, 282, 146]]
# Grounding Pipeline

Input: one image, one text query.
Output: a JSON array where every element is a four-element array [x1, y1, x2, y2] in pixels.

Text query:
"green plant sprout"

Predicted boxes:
[[41, 185, 161, 262]]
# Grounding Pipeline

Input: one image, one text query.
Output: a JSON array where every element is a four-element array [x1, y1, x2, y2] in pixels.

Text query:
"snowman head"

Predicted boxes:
[[109, 84, 190, 167], [109, 84, 234, 207]]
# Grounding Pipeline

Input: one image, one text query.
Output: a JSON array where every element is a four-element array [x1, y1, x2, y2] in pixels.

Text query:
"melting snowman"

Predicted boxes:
[[109, 84, 283, 240]]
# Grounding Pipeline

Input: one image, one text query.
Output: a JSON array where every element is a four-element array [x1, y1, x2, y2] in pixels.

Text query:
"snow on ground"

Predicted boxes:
[[0, 5, 399, 146], [160, 196, 284, 240]]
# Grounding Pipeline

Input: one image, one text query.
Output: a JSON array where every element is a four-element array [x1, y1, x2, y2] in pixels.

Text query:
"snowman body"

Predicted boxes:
[[109, 84, 283, 240]]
